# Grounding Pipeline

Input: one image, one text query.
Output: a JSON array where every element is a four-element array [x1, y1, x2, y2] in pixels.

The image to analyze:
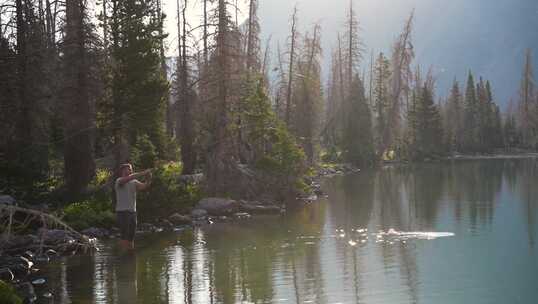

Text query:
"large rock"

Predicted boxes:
[[2, 235, 38, 250], [0, 195, 15, 205], [38, 229, 76, 246], [190, 209, 208, 219], [195, 198, 239, 216], [169, 213, 192, 225]]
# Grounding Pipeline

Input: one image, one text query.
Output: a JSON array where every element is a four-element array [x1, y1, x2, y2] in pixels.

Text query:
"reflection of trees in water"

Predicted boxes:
[[324, 171, 377, 303], [205, 225, 276, 303], [198, 205, 327, 304], [277, 206, 328, 304], [408, 164, 445, 229], [443, 160, 504, 229], [512, 159, 538, 249], [375, 167, 420, 304], [342, 171, 375, 303]]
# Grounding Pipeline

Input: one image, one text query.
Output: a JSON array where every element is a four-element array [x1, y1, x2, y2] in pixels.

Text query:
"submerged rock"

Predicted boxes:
[[195, 198, 239, 216], [238, 201, 282, 215], [190, 209, 208, 219], [169, 213, 192, 225]]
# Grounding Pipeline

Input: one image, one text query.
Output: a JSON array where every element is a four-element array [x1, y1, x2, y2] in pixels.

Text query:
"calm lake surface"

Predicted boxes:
[[41, 159, 538, 304]]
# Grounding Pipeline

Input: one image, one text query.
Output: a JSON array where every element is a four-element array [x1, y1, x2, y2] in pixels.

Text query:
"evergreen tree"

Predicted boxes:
[[504, 114, 519, 149], [517, 49, 536, 148], [463, 72, 478, 152], [110, 0, 169, 163], [341, 75, 375, 166], [373, 52, 391, 154], [446, 79, 464, 152], [413, 85, 443, 159], [292, 24, 323, 165]]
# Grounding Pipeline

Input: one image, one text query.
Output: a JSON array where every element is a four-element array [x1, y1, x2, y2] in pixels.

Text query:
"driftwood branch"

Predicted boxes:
[[0, 205, 85, 241]]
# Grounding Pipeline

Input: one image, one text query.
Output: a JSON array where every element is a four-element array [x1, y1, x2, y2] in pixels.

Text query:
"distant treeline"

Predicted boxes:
[[0, 0, 536, 202]]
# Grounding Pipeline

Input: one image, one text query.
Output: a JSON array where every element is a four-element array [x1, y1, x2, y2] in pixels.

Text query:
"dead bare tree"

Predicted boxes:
[[176, 0, 196, 174], [380, 10, 414, 155], [285, 5, 298, 127], [246, 0, 260, 76], [206, 0, 234, 195]]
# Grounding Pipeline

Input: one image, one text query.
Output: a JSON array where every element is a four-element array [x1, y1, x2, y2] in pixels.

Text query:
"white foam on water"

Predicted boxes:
[[385, 228, 455, 240]]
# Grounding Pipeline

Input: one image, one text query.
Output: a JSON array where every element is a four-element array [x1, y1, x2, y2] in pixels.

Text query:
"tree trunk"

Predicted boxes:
[[178, 0, 195, 174], [63, 0, 95, 199], [14, 0, 30, 158], [206, 0, 232, 196]]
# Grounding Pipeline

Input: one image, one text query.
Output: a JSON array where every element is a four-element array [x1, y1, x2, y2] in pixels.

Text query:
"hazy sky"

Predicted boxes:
[[162, 0, 248, 55], [160, 0, 538, 105]]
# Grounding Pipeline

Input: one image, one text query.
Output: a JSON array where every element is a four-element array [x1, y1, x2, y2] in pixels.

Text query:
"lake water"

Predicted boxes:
[[41, 159, 538, 303]]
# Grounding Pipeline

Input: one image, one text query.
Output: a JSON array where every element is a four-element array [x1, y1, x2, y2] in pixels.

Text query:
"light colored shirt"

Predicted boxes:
[[115, 179, 141, 212]]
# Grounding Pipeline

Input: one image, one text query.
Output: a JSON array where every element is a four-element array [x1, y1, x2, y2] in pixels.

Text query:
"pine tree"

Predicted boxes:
[[517, 49, 536, 148], [414, 85, 443, 159], [373, 52, 391, 153], [446, 79, 464, 152], [110, 0, 169, 163], [504, 114, 519, 149], [341, 75, 375, 166], [292, 24, 323, 165], [463, 72, 478, 152]]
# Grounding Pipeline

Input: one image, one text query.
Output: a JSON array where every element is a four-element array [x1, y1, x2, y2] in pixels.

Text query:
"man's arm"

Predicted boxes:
[[135, 172, 152, 191], [117, 169, 151, 186]]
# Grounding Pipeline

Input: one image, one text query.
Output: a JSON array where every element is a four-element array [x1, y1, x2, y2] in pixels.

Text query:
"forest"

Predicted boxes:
[[0, 0, 537, 220]]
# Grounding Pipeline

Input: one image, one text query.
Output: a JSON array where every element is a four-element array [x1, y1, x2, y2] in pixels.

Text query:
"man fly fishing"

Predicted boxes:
[[115, 163, 152, 250]]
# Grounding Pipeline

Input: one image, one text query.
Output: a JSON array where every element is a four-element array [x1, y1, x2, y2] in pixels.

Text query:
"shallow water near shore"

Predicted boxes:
[[40, 159, 538, 303]]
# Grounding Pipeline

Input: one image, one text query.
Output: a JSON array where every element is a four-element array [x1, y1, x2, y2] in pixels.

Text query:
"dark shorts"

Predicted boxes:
[[117, 211, 137, 241]]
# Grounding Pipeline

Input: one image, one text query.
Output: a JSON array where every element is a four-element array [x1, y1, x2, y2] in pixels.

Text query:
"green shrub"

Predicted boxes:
[[0, 280, 22, 304], [62, 200, 115, 230], [137, 162, 202, 221]]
